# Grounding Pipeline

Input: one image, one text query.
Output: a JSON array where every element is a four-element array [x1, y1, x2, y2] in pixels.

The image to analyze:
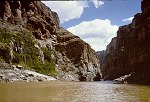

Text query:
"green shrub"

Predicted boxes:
[[0, 56, 4, 62], [0, 28, 56, 76], [42, 47, 52, 61], [0, 42, 10, 63], [28, 60, 56, 76]]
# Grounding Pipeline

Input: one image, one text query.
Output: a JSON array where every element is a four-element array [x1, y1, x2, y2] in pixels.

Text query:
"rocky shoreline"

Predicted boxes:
[[0, 63, 56, 82]]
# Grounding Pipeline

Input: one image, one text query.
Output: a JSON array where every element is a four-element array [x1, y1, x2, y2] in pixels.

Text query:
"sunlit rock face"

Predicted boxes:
[[0, 1, 101, 81], [100, 0, 150, 84]]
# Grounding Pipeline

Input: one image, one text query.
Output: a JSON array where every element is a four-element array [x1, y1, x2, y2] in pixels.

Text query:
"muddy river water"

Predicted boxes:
[[0, 81, 150, 102]]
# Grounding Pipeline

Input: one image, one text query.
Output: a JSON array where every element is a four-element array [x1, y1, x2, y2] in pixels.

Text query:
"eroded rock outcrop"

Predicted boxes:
[[0, 1, 101, 81], [100, 0, 150, 84], [55, 28, 101, 81]]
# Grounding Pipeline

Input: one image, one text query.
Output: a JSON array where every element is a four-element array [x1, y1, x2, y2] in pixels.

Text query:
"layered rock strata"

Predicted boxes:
[[0, 1, 101, 81]]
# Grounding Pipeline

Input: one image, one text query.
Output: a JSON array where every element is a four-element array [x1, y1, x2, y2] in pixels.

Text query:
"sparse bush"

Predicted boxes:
[[42, 47, 52, 61], [0, 56, 4, 62], [0, 28, 56, 76]]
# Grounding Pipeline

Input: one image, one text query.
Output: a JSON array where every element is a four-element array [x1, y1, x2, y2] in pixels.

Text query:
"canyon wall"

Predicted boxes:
[[0, 1, 101, 81], [100, 0, 150, 84]]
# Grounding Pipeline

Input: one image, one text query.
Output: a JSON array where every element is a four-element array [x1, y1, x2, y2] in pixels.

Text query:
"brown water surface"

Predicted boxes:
[[0, 81, 150, 102]]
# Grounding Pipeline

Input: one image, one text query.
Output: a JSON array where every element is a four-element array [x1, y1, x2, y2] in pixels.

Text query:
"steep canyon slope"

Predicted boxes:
[[0, 1, 101, 81]]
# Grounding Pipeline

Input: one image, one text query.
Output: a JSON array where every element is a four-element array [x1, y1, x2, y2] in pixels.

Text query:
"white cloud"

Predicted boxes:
[[42, 1, 88, 23], [42, 1, 104, 23], [122, 17, 134, 22], [67, 19, 119, 51], [92, 0, 104, 8]]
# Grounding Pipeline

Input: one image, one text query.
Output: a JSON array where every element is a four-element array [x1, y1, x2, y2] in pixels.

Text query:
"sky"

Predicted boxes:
[[42, 0, 141, 51]]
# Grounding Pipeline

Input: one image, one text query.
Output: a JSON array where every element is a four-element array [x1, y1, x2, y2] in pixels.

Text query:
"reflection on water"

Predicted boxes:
[[0, 81, 150, 102]]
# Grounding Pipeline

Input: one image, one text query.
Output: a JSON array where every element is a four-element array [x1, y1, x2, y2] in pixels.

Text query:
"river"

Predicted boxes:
[[0, 81, 150, 102]]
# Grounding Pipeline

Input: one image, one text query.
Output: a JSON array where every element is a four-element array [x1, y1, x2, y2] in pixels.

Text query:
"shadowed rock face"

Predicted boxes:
[[0, 1, 101, 81], [100, 0, 150, 84], [54, 28, 101, 81]]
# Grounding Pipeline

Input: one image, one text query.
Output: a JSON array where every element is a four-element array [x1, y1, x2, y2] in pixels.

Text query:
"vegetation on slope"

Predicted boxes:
[[0, 28, 55, 76]]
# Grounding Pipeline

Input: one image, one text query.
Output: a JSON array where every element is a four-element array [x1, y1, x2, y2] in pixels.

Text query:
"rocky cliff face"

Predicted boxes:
[[100, 0, 150, 84], [97, 51, 106, 64], [0, 1, 101, 81], [55, 28, 101, 81]]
